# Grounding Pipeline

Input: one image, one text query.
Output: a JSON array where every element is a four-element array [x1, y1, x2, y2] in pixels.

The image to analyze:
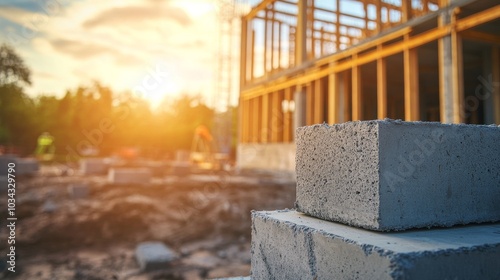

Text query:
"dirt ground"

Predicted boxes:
[[0, 166, 295, 279]]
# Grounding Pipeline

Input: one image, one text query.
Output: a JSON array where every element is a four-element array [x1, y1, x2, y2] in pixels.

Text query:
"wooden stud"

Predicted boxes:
[[314, 78, 324, 123], [404, 34, 420, 121], [270, 5, 275, 71], [336, 0, 340, 52], [451, 11, 464, 123], [284, 87, 292, 142], [306, 83, 314, 125], [328, 65, 339, 124], [261, 93, 270, 142], [240, 18, 248, 88], [264, 8, 269, 74], [278, 21, 282, 69], [250, 29, 255, 81], [271, 91, 279, 142], [377, 45, 387, 119], [493, 47, 500, 124], [296, 0, 308, 65], [352, 55, 362, 121], [402, 0, 412, 22], [376, 0, 382, 33], [343, 71, 351, 122]]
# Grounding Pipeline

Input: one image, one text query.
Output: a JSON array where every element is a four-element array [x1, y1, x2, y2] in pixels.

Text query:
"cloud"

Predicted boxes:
[[50, 39, 113, 58], [82, 5, 192, 29]]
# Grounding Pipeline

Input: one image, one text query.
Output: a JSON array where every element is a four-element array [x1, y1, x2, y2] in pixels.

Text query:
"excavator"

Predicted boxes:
[[190, 125, 229, 171]]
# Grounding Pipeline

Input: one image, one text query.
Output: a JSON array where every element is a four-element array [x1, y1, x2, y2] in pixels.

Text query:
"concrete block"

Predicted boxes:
[[67, 183, 89, 199], [15, 158, 39, 176], [251, 210, 500, 280], [135, 242, 177, 271], [0, 176, 7, 192], [0, 156, 38, 176], [80, 158, 107, 175], [0, 155, 17, 176], [108, 168, 151, 184], [295, 120, 500, 231]]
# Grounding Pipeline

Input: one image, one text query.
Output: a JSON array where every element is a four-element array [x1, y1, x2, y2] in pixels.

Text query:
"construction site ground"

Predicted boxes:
[[0, 165, 295, 280]]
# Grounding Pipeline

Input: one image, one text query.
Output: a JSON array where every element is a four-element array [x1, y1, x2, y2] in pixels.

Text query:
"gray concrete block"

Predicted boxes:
[[135, 242, 177, 271], [0, 156, 38, 176], [67, 183, 89, 199], [108, 168, 151, 184], [0, 155, 16, 176], [0, 176, 7, 192], [251, 210, 500, 280], [295, 120, 500, 231], [80, 158, 108, 175], [15, 158, 39, 176]]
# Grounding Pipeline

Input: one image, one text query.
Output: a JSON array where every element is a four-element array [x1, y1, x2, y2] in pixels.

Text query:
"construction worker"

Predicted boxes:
[[35, 132, 55, 161]]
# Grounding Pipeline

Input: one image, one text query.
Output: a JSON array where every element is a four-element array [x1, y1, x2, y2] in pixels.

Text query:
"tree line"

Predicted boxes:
[[0, 43, 237, 161]]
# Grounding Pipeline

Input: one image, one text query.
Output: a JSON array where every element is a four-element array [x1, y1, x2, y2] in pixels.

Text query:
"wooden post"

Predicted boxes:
[[271, 90, 279, 142], [250, 29, 255, 81], [352, 55, 362, 121], [270, 5, 275, 71], [306, 83, 314, 125], [284, 87, 292, 142], [296, 0, 308, 65], [264, 8, 269, 74], [404, 41, 420, 121], [262, 93, 270, 142], [376, 0, 382, 33], [328, 66, 339, 124], [278, 21, 282, 70], [402, 0, 412, 22], [314, 78, 324, 123], [377, 45, 387, 119], [493, 46, 500, 124], [240, 18, 248, 88], [451, 10, 464, 123], [343, 71, 351, 122], [336, 0, 340, 52]]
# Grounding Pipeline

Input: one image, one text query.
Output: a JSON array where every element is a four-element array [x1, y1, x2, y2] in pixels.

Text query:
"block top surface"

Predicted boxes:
[[255, 210, 500, 254]]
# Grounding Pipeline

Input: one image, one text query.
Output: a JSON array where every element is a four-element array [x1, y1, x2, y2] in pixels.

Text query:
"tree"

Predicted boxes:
[[0, 43, 31, 87], [0, 44, 35, 153]]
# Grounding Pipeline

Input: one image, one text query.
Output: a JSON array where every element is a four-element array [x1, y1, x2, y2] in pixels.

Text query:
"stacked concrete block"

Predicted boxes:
[[67, 183, 89, 199], [135, 242, 177, 271], [80, 158, 108, 175], [0, 156, 39, 176], [251, 120, 500, 279], [295, 120, 500, 231], [252, 210, 500, 280], [108, 168, 151, 184], [15, 158, 39, 176]]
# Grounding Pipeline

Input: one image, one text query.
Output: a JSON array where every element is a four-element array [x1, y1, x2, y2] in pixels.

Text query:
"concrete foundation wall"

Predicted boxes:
[[251, 210, 500, 280], [237, 143, 295, 173], [295, 120, 500, 231]]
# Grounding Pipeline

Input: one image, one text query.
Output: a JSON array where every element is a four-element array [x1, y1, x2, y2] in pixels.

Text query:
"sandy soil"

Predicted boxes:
[[0, 168, 295, 279]]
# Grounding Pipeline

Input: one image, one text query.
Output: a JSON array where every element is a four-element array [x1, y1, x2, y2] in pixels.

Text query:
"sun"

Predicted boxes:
[[141, 79, 182, 108]]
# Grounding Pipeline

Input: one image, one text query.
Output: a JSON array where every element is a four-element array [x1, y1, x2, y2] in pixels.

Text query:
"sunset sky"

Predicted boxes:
[[0, 0, 243, 108]]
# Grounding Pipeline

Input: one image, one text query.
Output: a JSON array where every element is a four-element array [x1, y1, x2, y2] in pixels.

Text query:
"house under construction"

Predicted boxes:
[[237, 0, 500, 172]]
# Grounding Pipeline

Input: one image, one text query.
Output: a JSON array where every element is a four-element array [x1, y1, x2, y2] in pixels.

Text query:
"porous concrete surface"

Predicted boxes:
[[251, 210, 500, 280], [212, 277, 251, 280], [295, 120, 500, 231], [135, 242, 177, 271], [80, 158, 108, 175], [108, 168, 151, 184]]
